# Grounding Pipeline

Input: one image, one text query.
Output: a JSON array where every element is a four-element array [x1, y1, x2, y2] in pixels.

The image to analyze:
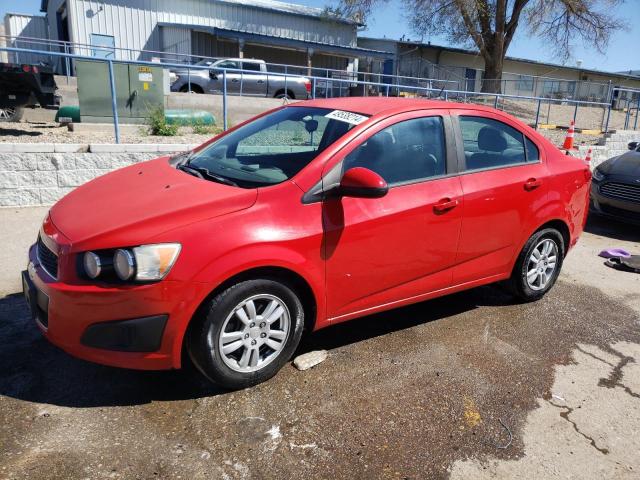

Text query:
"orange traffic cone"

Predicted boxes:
[[584, 147, 592, 163], [562, 120, 575, 150]]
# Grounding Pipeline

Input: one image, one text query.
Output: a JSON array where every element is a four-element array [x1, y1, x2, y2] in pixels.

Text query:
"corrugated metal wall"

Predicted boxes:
[[191, 31, 238, 58], [66, 0, 356, 61], [161, 25, 191, 60], [0, 24, 7, 63], [4, 14, 51, 66]]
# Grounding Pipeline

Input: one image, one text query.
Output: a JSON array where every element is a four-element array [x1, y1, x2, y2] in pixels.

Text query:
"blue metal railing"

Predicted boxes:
[[0, 45, 625, 144]]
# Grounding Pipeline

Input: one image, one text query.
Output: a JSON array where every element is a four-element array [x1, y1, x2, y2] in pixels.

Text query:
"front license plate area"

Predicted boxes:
[[22, 270, 49, 328]]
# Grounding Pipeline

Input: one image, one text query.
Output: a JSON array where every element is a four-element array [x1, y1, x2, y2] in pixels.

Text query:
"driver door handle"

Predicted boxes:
[[524, 178, 543, 191], [433, 198, 459, 213]]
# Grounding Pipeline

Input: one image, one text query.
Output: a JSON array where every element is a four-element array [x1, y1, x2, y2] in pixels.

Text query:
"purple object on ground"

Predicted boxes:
[[598, 248, 632, 259]]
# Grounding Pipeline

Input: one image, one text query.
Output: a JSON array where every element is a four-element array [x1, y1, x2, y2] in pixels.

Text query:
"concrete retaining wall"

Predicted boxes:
[[0, 144, 197, 207]]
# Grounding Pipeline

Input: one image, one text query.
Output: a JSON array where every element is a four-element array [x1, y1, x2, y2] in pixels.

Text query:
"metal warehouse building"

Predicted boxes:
[[11, 0, 390, 74], [358, 37, 640, 103]]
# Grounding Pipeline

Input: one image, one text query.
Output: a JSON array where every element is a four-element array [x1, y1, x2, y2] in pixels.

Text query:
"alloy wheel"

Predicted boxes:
[[526, 238, 558, 291], [213, 294, 291, 373]]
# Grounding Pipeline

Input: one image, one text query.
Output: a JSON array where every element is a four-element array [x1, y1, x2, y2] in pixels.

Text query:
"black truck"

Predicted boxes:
[[0, 63, 60, 122]]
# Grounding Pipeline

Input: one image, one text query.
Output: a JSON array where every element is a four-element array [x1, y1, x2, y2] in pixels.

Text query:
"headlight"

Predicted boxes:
[[84, 243, 181, 282], [592, 168, 605, 181], [169, 72, 177, 84], [113, 243, 181, 281], [83, 252, 102, 279], [132, 243, 181, 281], [114, 248, 136, 280]]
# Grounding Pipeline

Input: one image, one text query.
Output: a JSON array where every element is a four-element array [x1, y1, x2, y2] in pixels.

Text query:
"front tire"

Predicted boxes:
[[188, 279, 304, 389], [508, 228, 565, 302]]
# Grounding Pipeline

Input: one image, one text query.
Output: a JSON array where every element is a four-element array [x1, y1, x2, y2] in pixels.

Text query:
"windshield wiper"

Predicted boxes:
[[177, 164, 238, 187]]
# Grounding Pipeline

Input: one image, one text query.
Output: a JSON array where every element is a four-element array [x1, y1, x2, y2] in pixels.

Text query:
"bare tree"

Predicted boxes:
[[334, 0, 626, 92]]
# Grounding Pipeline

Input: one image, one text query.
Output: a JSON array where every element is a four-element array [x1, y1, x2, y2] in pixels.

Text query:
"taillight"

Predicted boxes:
[[305, 80, 311, 93], [22, 64, 31, 72]]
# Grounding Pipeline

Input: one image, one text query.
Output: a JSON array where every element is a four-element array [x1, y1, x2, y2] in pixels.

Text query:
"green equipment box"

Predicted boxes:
[[76, 60, 164, 124]]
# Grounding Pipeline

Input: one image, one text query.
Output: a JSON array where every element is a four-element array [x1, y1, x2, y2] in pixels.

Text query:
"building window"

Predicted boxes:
[[517, 75, 534, 91], [90, 34, 115, 59]]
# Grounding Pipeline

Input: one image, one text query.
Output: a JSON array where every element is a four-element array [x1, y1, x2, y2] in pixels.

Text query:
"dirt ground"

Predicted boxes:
[[0, 209, 638, 480]]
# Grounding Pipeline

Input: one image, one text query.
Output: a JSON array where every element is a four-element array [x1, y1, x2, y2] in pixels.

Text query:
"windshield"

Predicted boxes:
[[186, 107, 368, 188]]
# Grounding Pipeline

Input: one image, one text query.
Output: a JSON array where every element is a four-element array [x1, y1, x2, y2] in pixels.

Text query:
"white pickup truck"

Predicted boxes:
[[170, 58, 311, 100]]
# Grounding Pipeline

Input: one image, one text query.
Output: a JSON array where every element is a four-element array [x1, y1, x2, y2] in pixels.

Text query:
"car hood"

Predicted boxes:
[[49, 157, 257, 249], [599, 151, 640, 177]]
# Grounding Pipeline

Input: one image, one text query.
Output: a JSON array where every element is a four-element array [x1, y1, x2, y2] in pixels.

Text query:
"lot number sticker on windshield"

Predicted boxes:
[[325, 110, 368, 125]]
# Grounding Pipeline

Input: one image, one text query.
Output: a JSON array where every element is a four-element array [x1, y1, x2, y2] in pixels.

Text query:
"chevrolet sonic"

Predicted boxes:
[[23, 98, 591, 388]]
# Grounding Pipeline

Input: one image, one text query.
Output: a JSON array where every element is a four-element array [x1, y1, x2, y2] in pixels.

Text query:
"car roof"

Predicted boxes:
[[295, 97, 498, 117]]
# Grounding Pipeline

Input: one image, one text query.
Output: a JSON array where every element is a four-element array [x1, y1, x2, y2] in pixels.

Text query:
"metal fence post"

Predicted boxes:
[[223, 70, 228, 131], [64, 43, 70, 84], [624, 100, 631, 130], [386, 84, 389, 97], [188, 67, 191, 93], [634, 95, 640, 130], [535, 99, 542, 129], [604, 104, 612, 134], [494, 95, 499, 109], [573, 102, 579, 125], [284, 65, 288, 98], [325, 70, 329, 98], [312, 78, 316, 99], [107, 60, 120, 144]]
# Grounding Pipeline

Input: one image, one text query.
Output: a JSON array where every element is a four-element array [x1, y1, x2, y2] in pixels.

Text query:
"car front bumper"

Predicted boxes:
[[24, 243, 211, 370]]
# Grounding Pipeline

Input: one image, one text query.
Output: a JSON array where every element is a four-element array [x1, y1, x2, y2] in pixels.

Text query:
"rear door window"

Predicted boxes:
[[525, 136, 540, 162], [459, 116, 527, 171]]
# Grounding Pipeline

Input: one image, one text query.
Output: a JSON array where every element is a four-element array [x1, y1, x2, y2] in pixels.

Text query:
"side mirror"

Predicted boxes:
[[209, 70, 217, 80], [338, 167, 388, 199], [628, 141, 638, 151]]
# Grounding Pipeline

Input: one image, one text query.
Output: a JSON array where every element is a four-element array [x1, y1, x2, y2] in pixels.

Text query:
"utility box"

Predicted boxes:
[[76, 60, 164, 123]]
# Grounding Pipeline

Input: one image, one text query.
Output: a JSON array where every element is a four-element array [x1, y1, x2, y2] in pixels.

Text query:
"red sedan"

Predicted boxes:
[[23, 98, 591, 388]]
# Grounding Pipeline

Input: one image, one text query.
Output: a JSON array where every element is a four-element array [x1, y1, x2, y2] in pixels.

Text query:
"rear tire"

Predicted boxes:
[[188, 279, 304, 389], [274, 90, 294, 100], [508, 228, 565, 302], [179, 85, 203, 94], [0, 106, 24, 122]]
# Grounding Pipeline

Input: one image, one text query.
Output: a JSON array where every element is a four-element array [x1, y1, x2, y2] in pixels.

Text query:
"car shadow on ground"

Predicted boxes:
[[0, 284, 513, 409], [585, 214, 640, 243], [0, 128, 41, 137]]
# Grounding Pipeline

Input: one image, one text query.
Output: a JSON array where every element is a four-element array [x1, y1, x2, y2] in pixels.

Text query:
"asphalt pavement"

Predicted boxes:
[[0, 208, 639, 479]]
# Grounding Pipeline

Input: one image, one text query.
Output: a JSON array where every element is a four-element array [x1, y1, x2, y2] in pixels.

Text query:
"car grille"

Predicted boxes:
[[599, 182, 640, 204], [37, 235, 58, 279]]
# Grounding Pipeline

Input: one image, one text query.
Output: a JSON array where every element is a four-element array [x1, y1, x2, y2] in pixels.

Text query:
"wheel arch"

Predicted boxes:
[[273, 88, 295, 99], [179, 265, 318, 368], [536, 219, 571, 255]]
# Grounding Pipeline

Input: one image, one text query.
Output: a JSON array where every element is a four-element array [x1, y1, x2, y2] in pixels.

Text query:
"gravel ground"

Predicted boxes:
[[0, 122, 217, 144], [0, 118, 600, 147]]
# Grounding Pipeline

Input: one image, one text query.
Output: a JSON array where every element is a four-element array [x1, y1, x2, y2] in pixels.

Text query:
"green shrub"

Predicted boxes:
[[192, 119, 222, 135], [147, 106, 178, 136]]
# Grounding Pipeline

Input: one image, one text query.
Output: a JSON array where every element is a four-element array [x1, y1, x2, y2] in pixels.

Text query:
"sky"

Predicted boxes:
[[2, 0, 638, 73]]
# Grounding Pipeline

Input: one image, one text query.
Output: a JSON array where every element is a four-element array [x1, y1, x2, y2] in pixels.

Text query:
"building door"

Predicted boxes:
[[382, 59, 393, 84], [465, 68, 476, 92]]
